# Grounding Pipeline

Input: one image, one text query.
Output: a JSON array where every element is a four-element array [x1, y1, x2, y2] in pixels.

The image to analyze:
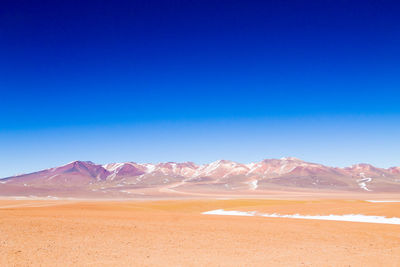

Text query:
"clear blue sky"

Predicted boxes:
[[1, 0, 400, 177]]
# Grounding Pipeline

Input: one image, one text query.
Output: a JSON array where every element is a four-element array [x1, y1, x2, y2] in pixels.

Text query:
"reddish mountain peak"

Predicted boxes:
[[62, 160, 96, 169], [349, 163, 374, 168], [280, 157, 304, 161], [206, 160, 243, 169], [56, 161, 110, 179], [206, 159, 234, 165], [195, 160, 248, 178], [343, 163, 388, 178], [345, 163, 384, 173], [388, 166, 400, 174], [112, 164, 144, 178], [157, 162, 198, 169], [180, 161, 198, 168], [101, 162, 147, 179], [286, 164, 336, 176]]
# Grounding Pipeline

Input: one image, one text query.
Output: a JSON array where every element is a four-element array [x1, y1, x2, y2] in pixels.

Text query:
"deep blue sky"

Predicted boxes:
[[1, 0, 400, 177]]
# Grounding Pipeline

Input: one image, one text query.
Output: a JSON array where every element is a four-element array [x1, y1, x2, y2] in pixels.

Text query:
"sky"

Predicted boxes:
[[1, 0, 400, 177]]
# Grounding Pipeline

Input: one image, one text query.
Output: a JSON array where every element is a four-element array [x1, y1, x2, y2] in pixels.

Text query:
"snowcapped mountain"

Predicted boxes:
[[1, 158, 400, 198]]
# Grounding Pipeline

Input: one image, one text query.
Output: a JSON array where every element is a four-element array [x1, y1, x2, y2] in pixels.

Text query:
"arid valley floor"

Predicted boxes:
[[1, 197, 400, 266]]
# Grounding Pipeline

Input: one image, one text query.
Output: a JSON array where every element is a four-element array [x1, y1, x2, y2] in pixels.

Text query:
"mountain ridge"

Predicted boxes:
[[1, 158, 400, 198]]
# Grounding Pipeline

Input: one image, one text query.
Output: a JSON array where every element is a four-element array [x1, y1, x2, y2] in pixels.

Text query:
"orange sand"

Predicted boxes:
[[1, 199, 400, 266]]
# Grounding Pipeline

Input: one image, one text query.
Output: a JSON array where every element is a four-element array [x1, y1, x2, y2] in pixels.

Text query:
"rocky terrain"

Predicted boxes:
[[1, 157, 400, 198]]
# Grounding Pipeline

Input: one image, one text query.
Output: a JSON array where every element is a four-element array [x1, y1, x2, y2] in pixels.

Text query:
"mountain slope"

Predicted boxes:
[[1, 158, 400, 198]]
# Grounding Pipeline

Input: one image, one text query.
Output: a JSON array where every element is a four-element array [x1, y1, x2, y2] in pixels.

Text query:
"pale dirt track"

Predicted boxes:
[[1, 199, 400, 266]]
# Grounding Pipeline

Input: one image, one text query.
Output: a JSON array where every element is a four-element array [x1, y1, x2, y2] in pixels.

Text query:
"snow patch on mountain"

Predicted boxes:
[[357, 173, 372, 191], [247, 180, 258, 190]]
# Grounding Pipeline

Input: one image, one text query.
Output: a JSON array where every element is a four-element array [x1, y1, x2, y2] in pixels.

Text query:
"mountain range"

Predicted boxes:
[[1, 157, 400, 198]]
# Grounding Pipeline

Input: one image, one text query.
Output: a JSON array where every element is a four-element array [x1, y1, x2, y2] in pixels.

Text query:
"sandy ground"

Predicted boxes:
[[1, 199, 400, 266]]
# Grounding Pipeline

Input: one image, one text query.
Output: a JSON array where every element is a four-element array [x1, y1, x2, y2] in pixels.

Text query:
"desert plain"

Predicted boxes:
[[1, 197, 400, 267]]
